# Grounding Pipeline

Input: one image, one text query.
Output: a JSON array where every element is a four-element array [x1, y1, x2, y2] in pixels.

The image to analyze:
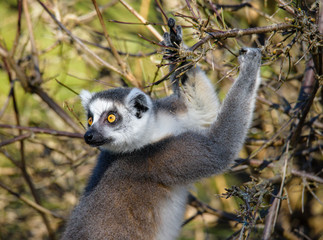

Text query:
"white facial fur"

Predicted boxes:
[[84, 89, 162, 153], [79, 90, 93, 109], [80, 86, 215, 153]]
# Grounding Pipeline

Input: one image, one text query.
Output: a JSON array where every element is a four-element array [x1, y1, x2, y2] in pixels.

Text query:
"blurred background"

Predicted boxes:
[[0, 0, 322, 239]]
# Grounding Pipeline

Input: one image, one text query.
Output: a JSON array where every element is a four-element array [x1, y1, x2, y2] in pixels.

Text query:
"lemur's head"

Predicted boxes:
[[80, 88, 154, 153]]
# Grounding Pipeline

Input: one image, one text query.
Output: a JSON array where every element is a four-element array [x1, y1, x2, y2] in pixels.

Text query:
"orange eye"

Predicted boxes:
[[88, 117, 93, 126], [107, 114, 116, 123]]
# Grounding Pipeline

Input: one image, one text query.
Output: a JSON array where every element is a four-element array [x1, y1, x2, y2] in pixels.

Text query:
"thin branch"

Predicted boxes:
[[272, 142, 290, 234], [33, 87, 82, 133], [291, 169, 323, 184], [187, 194, 241, 222], [0, 180, 64, 219], [91, 0, 137, 86], [190, 22, 295, 51], [55, 79, 79, 96], [76, 0, 119, 24], [36, 0, 138, 87], [11, 0, 23, 56], [79, 38, 157, 57], [185, 0, 198, 20], [155, 0, 168, 24], [249, 117, 294, 159], [22, 0, 42, 85], [0, 133, 31, 148], [108, 19, 166, 26], [0, 43, 30, 91], [262, 197, 279, 240], [118, 0, 163, 41], [0, 124, 83, 138], [274, 0, 296, 16]]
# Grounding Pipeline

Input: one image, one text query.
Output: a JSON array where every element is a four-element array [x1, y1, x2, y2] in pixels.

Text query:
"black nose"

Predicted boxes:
[[84, 131, 94, 143]]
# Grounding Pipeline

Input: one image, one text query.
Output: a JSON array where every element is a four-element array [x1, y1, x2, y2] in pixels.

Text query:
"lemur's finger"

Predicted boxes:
[[175, 25, 182, 44], [163, 32, 172, 47], [168, 18, 182, 46], [168, 18, 176, 29]]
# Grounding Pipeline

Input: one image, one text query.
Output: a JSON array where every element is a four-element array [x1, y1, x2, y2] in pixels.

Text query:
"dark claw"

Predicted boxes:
[[239, 48, 248, 55], [168, 18, 182, 46], [168, 18, 175, 28]]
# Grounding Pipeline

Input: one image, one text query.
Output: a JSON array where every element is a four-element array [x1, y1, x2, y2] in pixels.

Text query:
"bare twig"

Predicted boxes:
[[187, 194, 241, 222], [0, 124, 83, 138], [0, 133, 31, 148], [291, 169, 323, 184], [262, 197, 279, 240], [33, 88, 82, 133], [249, 118, 293, 159], [118, 0, 163, 41], [36, 0, 139, 87], [274, 0, 296, 16], [185, 0, 198, 21], [11, 0, 23, 56], [0, 180, 64, 219], [22, 0, 42, 85], [272, 142, 291, 235], [155, 0, 168, 24], [92, 0, 137, 86], [190, 23, 295, 51], [108, 19, 165, 26], [76, 0, 119, 24], [80, 38, 157, 57]]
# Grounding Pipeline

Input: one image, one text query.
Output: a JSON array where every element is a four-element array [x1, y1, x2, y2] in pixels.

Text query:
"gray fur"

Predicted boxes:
[[62, 48, 261, 240]]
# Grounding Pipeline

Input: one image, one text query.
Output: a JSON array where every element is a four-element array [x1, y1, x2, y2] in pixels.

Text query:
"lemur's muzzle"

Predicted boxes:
[[84, 129, 107, 147]]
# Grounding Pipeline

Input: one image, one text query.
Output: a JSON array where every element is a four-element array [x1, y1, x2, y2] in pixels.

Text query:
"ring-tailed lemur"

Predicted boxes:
[[62, 19, 262, 240]]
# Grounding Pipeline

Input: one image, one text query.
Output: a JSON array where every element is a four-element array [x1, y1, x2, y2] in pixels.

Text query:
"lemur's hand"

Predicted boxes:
[[161, 18, 183, 61], [237, 48, 262, 89], [238, 48, 261, 71]]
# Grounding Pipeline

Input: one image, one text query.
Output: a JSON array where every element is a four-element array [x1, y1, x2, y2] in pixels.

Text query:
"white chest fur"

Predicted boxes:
[[155, 186, 188, 240]]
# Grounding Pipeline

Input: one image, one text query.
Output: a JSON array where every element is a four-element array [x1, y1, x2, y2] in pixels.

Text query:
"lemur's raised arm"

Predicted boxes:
[[134, 47, 262, 185], [158, 18, 221, 130], [62, 18, 262, 240]]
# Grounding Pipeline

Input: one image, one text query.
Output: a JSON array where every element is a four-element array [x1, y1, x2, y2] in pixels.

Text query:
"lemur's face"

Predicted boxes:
[[80, 88, 153, 153]]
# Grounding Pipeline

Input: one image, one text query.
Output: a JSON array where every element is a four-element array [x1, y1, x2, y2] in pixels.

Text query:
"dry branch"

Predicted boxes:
[[118, 0, 163, 41], [0, 133, 32, 148], [190, 22, 295, 51], [22, 0, 42, 85], [0, 181, 64, 219], [0, 124, 83, 138], [36, 0, 139, 87], [91, 0, 137, 85]]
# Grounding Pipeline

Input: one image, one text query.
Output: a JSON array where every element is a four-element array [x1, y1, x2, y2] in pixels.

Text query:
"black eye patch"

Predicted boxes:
[[100, 111, 122, 126]]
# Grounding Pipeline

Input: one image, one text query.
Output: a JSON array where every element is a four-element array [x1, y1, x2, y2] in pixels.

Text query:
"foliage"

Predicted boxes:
[[0, 0, 322, 239]]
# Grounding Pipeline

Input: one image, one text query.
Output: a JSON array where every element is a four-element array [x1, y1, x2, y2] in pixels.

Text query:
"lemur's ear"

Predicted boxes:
[[79, 90, 93, 109], [126, 88, 150, 118]]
